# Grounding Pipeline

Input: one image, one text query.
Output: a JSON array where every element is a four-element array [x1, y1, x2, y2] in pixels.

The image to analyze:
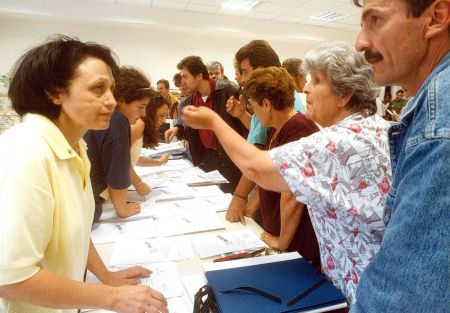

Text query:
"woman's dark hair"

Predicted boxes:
[[8, 34, 119, 119], [114, 66, 153, 104], [142, 91, 171, 148]]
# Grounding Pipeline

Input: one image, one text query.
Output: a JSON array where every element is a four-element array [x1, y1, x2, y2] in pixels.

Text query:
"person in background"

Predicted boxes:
[[380, 91, 392, 118], [282, 58, 307, 113], [182, 42, 392, 304], [130, 91, 170, 170], [206, 60, 226, 80], [84, 67, 152, 222], [0, 35, 167, 313], [386, 89, 407, 120], [165, 55, 244, 193], [156, 79, 179, 119], [244, 66, 321, 267], [352, 0, 450, 312]]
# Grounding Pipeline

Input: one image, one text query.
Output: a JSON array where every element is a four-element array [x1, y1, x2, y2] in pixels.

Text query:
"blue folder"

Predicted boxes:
[[205, 255, 346, 313]]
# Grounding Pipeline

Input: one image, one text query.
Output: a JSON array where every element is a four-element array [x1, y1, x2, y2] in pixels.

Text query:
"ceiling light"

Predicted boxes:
[[222, 0, 262, 12], [310, 11, 347, 22]]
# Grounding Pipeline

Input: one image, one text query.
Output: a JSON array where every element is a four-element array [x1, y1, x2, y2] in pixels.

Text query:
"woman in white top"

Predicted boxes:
[[0, 36, 167, 313]]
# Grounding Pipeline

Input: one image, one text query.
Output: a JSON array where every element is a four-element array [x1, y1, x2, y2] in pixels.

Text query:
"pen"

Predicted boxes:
[[216, 234, 232, 245], [213, 248, 266, 262]]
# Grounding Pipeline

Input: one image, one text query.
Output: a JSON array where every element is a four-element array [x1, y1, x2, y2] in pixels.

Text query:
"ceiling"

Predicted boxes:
[[0, 0, 363, 43]]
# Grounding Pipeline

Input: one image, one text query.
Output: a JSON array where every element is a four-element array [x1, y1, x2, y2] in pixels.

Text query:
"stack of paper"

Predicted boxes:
[[142, 141, 186, 157], [91, 218, 157, 244], [109, 236, 194, 266], [158, 207, 225, 237], [192, 229, 267, 259], [148, 183, 195, 202]]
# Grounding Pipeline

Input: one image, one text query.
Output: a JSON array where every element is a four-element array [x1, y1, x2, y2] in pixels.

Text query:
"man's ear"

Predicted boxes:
[[424, 0, 450, 39], [44, 89, 64, 105]]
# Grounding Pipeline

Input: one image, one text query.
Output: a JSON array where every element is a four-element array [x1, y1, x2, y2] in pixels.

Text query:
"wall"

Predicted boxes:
[[0, 16, 356, 86]]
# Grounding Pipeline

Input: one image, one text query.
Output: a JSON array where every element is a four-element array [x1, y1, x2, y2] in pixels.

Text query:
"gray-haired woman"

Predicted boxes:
[[182, 42, 392, 304]]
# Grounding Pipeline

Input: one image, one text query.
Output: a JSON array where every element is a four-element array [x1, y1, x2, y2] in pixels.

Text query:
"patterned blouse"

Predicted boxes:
[[269, 112, 391, 304]]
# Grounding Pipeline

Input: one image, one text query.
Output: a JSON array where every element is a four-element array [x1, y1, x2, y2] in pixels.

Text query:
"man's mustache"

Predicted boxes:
[[364, 50, 383, 63]]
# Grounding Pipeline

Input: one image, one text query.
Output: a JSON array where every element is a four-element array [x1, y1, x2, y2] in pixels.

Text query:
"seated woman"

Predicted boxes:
[[243, 67, 320, 267], [84, 66, 153, 222], [183, 42, 392, 304], [0, 35, 167, 313], [130, 91, 171, 168]]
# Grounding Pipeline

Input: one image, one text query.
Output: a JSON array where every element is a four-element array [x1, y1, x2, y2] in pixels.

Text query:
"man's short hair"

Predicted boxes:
[[9, 34, 119, 119], [157, 79, 170, 89], [235, 40, 281, 70], [177, 56, 209, 80], [282, 58, 306, 78], [352, 0, 435, 18], [206, 61, 224, 73], [173, 73, 182, 87]]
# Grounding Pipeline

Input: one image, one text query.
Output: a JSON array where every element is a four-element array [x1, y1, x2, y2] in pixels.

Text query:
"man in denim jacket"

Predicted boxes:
[[352, 0, 450, 312]]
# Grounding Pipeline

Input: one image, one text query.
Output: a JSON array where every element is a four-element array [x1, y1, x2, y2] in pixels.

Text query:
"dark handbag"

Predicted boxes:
[[193, 285, 219, 313]]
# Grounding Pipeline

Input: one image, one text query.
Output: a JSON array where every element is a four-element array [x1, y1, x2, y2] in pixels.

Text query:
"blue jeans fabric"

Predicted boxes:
[[350, 52, 450, 312]]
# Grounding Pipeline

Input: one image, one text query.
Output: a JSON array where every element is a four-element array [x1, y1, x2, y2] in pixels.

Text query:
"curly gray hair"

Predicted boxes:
[[303, 41, 377, 115]]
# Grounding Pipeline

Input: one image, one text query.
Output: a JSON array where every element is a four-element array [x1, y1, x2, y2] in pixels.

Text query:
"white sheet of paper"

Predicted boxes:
[[109, 236, 194, 266], [139, 262, 184, 299], [147, 183, 195, 202], [189, 185, 225, 197], [91, 218, 157, 244], [192, 229, 267, 259], [167, 296, 191, 313], [159, 207, 225, 237], [181, 274, 207, 304]]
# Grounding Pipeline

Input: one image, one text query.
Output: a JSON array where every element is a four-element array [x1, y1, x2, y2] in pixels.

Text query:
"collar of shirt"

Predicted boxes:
[[192, 78, 216, 108], [23, 113, 87, 161]]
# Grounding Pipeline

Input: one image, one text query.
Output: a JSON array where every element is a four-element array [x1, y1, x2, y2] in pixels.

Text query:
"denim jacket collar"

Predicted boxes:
[[399, 51, 450, 124]]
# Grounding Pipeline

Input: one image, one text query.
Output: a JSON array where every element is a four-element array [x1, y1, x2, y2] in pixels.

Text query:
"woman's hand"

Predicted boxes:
[[261, 232, 281, 251], [158, 154, 169, 165], [136, 181, 151, 196], [103, 266, 151, 286], [164, 127, 178, 143], [111, 284, 168, 313], [182, 105, 218, 130]]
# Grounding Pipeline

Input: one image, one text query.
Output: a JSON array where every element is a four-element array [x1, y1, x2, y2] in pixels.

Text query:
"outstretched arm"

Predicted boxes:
[[183, 105, 290, 192]]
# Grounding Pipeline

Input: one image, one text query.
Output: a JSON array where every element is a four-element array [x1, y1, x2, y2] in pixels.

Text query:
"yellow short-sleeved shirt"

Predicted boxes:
[[0, 114, 95, 313]]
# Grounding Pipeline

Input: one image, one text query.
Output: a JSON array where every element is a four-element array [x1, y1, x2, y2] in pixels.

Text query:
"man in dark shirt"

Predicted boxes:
[[166, 56, 244, 193]]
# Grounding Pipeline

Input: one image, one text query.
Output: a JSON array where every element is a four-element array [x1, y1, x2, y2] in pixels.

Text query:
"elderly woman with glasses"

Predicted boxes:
[[182, 42, 392, 304]]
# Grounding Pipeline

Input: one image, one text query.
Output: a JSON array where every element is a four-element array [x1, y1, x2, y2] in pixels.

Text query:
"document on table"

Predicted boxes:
[[181, 274, 207, 304], [109, 236, 194, 266], [147, 183, 195, 202], [142, 141, 186, 157], [158, 207, 225, 237], [138, 262, 184, 299], [192, 229, 267, 259], [168, 167, 229, 186], [189, 185, 225, 197], [134, 159, 193, 177], [99, 200, 158, 223], [91, 218, 157, 244]]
